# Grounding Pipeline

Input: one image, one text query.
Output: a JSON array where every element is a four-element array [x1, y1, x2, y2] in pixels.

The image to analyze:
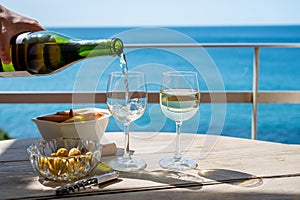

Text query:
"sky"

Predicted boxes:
[[1, 0, 300, 27]]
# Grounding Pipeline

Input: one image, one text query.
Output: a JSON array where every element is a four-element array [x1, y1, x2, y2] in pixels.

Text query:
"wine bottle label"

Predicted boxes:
[[15, 32, 31, 44], [1, 47, 15, 72], [1, 61, 15, 72]]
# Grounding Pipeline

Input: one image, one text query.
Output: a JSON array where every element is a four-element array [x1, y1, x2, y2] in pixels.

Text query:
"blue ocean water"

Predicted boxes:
[[0, 25, 299, 144]]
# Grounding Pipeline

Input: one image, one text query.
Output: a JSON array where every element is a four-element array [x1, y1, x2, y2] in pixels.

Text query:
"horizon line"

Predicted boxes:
[[45, 24, 300, 29]]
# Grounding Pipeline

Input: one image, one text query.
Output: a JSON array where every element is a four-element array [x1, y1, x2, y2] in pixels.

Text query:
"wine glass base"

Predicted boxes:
[[108, 157, 147, 172], [159, 157, 197, 171]]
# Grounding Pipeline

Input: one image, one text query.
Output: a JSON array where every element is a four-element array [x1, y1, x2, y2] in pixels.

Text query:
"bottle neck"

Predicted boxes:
[[77, 38, 123, 58]]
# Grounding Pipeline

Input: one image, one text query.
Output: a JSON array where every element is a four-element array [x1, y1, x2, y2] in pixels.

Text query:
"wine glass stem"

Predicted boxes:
[[174, 121, 182, 160], [123, 122, 131, 159]]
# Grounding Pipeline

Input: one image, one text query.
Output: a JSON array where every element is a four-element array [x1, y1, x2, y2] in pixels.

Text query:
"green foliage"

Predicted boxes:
[[0, 129, 12, 140]]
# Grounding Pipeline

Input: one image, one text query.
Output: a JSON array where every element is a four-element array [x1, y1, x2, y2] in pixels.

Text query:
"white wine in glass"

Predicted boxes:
[[106, 71, 147, 172], [159, 71, 200, 171]]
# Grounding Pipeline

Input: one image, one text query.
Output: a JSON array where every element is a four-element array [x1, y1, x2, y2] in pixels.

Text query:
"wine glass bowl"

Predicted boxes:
[[106, 71, 147, 172], [159, 71, 200, 171], [107, 92, 146, 124], [160, 88, 200, 122]]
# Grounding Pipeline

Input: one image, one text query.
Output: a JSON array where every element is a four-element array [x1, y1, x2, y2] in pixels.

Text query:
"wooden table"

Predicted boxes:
[[1, 132, 300, 199]]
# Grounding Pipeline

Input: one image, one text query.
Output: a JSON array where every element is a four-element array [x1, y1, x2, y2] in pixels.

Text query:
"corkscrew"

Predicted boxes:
[[55, 171, 119, 196]]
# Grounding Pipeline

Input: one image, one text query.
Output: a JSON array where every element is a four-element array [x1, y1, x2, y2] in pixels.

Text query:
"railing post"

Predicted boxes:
[[252, 47, 260, 140]]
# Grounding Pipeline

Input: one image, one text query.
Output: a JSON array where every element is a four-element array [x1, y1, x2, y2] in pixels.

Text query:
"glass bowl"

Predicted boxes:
[[27, 138, 102, 181]]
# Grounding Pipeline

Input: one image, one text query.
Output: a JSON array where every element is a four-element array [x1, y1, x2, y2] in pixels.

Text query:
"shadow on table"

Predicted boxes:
[[198, 168, 263, 187], [119, 169, 203, 190], [96, 152, 204, 191]]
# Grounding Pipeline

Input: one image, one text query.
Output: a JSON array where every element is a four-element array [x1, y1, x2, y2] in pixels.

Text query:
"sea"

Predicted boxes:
[[0, 25, 300, 144]]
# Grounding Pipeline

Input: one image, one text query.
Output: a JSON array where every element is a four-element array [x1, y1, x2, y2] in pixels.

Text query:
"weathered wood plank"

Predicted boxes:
[[74, 176, 300, 200]]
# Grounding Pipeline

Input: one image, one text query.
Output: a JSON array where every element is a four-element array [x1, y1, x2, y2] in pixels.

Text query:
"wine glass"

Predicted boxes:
[[106, 71, 147, 172], [159, 71, 200, 171]]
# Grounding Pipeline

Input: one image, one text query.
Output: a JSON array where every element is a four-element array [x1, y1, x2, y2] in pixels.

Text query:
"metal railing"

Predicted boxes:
[[1, 43, 300, 139]]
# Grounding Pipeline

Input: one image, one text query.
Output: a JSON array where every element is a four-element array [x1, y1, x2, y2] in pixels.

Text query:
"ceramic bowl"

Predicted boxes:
[[32, 108, 111, 143]]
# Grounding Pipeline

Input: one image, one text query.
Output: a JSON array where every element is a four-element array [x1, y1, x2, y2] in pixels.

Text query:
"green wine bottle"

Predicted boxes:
[[0, 31, 124, 77]]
